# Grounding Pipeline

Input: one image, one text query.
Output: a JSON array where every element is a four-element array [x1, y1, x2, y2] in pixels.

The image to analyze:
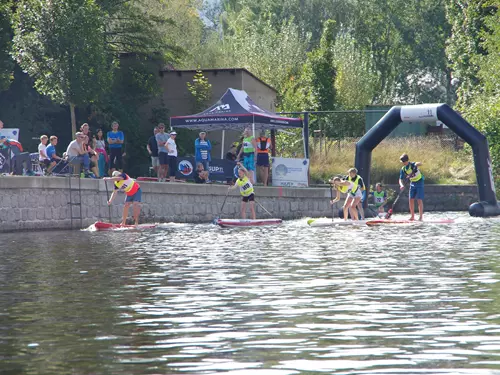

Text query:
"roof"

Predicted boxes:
[[159, 68, 277, 93]]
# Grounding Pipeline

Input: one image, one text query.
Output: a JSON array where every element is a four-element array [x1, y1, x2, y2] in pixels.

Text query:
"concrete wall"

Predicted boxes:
[[0, 177, 479, 233]]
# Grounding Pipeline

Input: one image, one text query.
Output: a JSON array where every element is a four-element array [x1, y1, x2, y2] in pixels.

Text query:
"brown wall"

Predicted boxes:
[[156, 69, 278, 158]]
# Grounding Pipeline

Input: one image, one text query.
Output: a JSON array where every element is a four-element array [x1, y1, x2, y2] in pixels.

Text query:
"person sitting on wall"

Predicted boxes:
[[194, 162, 209, 184], [45, 136, 64, 174], [66, 132, 92, 176]]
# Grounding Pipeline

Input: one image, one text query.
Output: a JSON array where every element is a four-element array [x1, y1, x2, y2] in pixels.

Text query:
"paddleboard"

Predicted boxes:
[[366, 218, 455, 226], [93, 221, 158, 231], [307, 218, 367, 227], [216, 218, 283, 228]]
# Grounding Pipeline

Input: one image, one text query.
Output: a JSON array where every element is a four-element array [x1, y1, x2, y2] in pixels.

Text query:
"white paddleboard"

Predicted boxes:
[[307, 218, 368, 227]]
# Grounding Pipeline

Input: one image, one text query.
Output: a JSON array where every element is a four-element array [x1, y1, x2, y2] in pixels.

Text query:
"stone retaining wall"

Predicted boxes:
[[0, 176, 479, 232]]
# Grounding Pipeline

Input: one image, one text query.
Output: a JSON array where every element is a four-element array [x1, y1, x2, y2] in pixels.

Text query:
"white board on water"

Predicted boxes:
[[400, 104, 439, 122]]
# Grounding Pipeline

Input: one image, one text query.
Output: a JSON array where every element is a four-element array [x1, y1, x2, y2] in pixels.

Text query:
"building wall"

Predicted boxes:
[[0, 177, 479, 233]]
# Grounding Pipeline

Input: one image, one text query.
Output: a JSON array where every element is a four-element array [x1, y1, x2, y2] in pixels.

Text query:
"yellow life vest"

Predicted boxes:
[[236, 176, 254, 197], [114, 174, 139, 196], [347, 174, 364, 193], [402, 163, 423, 182]]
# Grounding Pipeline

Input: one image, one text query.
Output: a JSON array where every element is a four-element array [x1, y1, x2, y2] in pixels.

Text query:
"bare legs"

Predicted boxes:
[[121, 202, 141, 225], [240, 201, 256, 219], [258, 166, 269, 186], [409, 198, 424, 221]]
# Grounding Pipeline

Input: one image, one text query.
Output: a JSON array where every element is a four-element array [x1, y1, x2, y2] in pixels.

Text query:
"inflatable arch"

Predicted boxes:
[[355, 104, 500, 217]]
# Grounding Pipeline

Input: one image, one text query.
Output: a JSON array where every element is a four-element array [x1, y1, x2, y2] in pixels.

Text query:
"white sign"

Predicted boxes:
[[0, 128, 20, 141], [271, 157, 309, 187], [400, 104, 439, 122]]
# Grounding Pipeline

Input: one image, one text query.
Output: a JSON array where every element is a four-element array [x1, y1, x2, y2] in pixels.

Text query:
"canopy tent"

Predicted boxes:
[[170, 88, 306, 158]]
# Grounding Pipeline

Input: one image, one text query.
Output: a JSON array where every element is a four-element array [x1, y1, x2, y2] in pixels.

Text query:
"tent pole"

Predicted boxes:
[[221, 130, 225, 159], [252, 119, 256, 182], [303, 112, 309, 158]]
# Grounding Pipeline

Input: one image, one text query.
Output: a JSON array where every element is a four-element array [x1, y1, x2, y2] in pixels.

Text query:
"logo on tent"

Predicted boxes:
[[209, 104, 231, 113]]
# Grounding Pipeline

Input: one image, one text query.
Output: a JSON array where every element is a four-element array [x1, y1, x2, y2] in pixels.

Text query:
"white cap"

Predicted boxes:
[[112, 171, 122, 177], [170, 131, 177, 135]]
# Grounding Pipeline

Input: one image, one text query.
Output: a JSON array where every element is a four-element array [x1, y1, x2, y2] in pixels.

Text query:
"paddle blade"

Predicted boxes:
[[307, 219, 315, 226], [385, 209, 393, 220]]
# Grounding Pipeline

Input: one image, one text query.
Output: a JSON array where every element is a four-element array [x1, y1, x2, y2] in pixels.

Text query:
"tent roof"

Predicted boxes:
[[170, 88, 302, 131]]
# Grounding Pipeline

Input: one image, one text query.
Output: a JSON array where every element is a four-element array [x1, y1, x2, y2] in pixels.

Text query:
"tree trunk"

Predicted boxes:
[[70, 102, 76, 138]]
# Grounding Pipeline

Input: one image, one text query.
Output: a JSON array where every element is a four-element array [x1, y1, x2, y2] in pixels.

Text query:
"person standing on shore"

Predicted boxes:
[[399, 153, 424, 221], [195, 131, 211, 180], [107, 121, 124, 176], [105, 171, 142, 226], [237, 128, 257, 181], [147, 126, 159, 177], [166, 131, 178, 182], [256, 130, 271, 186], [155, 124, 169, 182]]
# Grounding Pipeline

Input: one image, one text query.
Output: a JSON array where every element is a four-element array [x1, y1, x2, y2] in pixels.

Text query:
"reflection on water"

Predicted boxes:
[[2, 213, 500, 374]]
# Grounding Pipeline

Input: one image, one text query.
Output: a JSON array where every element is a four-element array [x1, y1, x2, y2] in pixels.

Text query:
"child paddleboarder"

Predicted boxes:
[[104, 171, 142, 225], [329, 176, 358, 220], [229, 162, 256, 220], [370, 182, 387, 214]]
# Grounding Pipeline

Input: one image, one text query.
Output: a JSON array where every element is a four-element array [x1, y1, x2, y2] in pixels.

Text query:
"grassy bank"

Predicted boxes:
[[309, 137, 476, 185]]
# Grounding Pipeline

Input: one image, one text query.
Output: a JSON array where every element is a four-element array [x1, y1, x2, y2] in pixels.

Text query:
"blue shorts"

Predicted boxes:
[[256, 153, 269, 167], [409, 181, 424, 200], [125, 188, 142, 203], [242, 154, 255, 171]]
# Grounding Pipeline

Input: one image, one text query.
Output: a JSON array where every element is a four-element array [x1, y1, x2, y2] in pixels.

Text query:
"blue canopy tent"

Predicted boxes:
[[170, 88, 306, 158]]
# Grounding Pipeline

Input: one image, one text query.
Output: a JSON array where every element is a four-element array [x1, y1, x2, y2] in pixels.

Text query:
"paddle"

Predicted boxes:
[[330, 184, 334, 222], [255, 199, 273, 217], [104, 179, 112, 223], [214, 188, 230, 223], [385, 179, 409, 219]]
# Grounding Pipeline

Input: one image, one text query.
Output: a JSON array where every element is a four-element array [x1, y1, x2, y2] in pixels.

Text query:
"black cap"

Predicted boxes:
[[400, 153, 409, 162]]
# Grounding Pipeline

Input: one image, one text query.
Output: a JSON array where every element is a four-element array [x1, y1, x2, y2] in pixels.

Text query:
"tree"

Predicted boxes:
[[0, 1, 14, 91], [187, 70, 212, 113], [12, 0, 114, 136]]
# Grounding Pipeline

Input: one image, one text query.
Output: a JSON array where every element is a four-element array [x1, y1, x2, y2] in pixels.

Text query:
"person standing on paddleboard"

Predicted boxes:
[[105, 171, 142, 226], [399, 153, 424, 221], [229, 162, 256, 220], [346, 168, 365, 220], [329, 176, 358, 220]]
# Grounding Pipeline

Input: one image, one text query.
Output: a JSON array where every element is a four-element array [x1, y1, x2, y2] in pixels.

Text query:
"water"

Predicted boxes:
[[2, 212, 500, 375]]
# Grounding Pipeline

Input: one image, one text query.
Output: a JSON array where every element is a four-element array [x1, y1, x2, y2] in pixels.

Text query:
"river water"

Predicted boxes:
[[2, 212, 500, 375]]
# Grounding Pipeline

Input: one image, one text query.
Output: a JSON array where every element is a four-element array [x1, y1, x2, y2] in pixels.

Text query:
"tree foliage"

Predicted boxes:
[[0, 1, 14, 92], [187, 70, 212, 113]]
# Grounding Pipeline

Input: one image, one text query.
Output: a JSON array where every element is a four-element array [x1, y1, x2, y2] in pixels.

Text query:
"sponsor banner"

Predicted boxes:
[[0, 128, 20, 141], [400, 104, 439, 122], [271, 157, 309, 188], [176, 157, 236, 182]]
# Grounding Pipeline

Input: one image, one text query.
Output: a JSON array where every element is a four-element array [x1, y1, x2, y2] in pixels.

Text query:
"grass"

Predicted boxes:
[[309, 136, 476, 185]]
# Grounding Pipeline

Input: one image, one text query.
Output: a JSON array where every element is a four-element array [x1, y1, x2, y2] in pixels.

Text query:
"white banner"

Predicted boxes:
[[0, 128, 20, 141], [400, 104, 439, 122], [271, 157, 309, 187]]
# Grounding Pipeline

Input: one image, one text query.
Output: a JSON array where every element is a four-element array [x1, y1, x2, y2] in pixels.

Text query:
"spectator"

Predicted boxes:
[[166, 131, 178, 182], [107, 121, 124, 175], [194, 162, 209, 183], [0, 119, 3, 129], [93, 129, 108, 177], [0, 138, 33, 175], [45, 136, 62, 174], [226, 142, 238, 161], [195, 131, 212, 177], [147, 126, 159, 177], [256, 130, 271, 186], [66, 132, 91, 176], [235, 136, 244, 159], [38, 135, 54, 173], [83, 135, 100, 177], [155, 123, 169, 182], [237, 128, 257, 182], [81, 123, 98, 169]]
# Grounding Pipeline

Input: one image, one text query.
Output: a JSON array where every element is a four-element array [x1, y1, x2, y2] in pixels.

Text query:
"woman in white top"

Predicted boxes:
[[166, 131, 178, 182]]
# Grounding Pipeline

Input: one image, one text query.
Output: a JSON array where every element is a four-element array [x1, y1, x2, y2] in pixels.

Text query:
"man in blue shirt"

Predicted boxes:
[[399, 153, 424, 221], [107, 121, 124, 175], [195, 131, 212, 180]]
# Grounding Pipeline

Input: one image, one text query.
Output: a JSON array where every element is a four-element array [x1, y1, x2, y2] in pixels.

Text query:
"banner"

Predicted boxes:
[[271, 157, 309, 187], [0, 128, 20, 141], [176, 157, 236, 182], [0, 148, 11, 174]]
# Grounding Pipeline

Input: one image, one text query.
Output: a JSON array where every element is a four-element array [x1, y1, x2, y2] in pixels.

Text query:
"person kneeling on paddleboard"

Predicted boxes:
[[399, 153, 424, 221], [329, 176, 359, 221], [369, 182, 387, 215], [229, 162, 256, 220], [105, 171, 142, 226]]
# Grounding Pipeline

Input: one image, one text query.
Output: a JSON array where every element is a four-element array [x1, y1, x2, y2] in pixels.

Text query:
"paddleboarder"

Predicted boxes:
[[346, 168, 365, 219], [329, 176, 358, 220], [399, 153, 424, 221], [229, 162, 256, 220], [370, 182, 388, 214], [104, 171, 142, 226]]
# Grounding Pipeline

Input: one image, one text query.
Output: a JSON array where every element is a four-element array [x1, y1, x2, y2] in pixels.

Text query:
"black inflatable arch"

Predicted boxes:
[[355, 104, 500, 217]]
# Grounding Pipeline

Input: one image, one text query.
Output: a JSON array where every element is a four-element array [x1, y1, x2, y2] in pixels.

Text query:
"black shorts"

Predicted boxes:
[[242, 193, 255, 202], [256, 153, 269, 167], [159, 152, 168, 165], [109, 148, 123, 169], [167, 155, 177, 177]]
